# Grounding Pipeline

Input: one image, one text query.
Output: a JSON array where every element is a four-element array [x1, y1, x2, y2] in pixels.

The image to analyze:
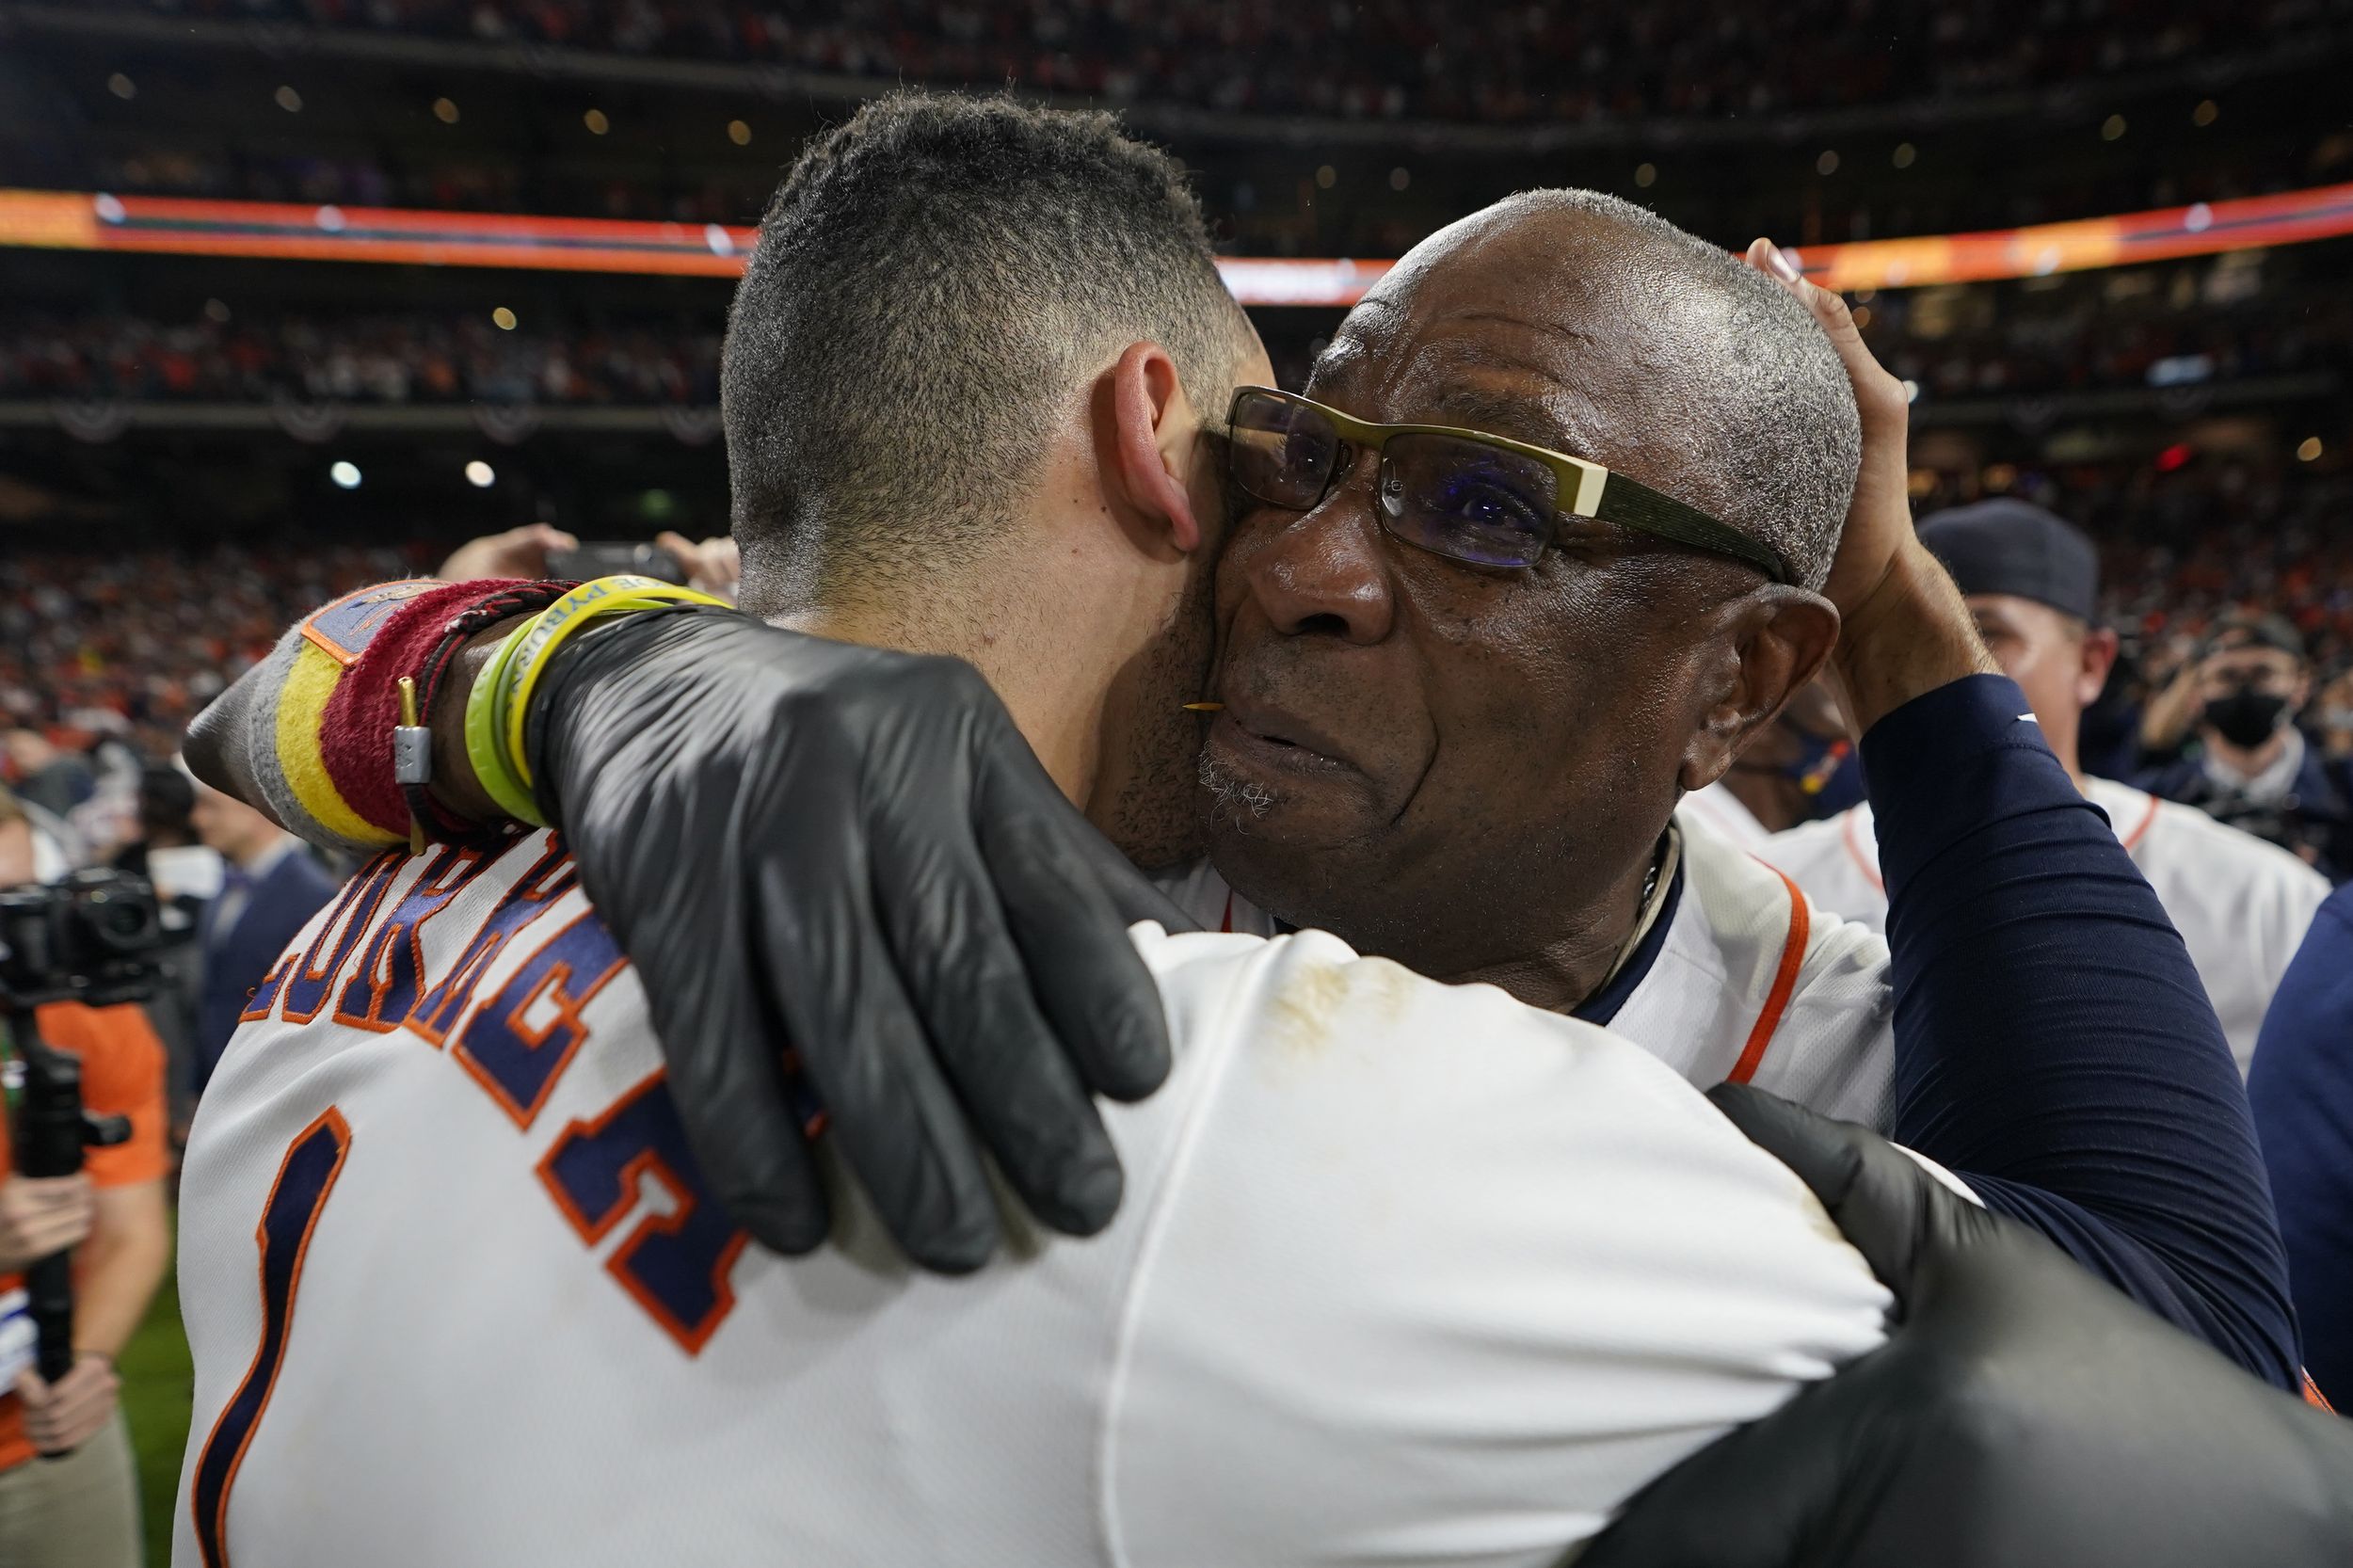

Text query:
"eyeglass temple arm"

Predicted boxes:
[[1593, 475, 1797, 585]]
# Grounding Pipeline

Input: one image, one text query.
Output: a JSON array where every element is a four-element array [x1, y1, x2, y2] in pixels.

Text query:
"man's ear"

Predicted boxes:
[[1107, 341, 1204, 555], [1679, 589, 1842, 792], [2076, 626, 2121, 710]]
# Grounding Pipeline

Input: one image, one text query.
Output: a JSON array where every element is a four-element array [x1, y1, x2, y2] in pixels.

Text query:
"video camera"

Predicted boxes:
[[0, 868, 168, 1012], [2, 869, 161, 1447]]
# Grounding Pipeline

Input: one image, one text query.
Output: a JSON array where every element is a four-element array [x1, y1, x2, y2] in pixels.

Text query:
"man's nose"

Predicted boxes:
[[1234, 470, 1398, 645]]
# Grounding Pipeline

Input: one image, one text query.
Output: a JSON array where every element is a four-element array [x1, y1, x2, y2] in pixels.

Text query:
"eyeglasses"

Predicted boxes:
[[1225, 386, 1794, 584]]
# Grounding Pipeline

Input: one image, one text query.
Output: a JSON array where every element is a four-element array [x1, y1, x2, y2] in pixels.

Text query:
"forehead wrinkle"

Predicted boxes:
[[1351, 341, 1623, 460], [1444, 308, 1607, 352]]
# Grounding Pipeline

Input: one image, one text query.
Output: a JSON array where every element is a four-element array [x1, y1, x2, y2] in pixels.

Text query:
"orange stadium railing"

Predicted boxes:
[[3, 182, 2351, 301]]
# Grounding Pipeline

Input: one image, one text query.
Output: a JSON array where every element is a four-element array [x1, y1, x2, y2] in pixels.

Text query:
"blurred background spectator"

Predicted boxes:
[[184, 782, 335, 1098]]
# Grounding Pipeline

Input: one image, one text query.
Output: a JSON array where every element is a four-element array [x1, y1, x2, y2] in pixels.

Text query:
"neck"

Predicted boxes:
[[1433, 834, 1662, 1016], [781, 566, 1137, 813]]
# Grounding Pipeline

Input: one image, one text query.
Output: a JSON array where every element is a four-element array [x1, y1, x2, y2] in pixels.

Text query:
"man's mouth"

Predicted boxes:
[[1205, 696, 1353, 778]]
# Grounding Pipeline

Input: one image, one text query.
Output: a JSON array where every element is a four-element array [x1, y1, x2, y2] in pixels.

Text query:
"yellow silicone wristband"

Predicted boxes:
[[464, 619, 545, 825], [499, 576, 730, 788]]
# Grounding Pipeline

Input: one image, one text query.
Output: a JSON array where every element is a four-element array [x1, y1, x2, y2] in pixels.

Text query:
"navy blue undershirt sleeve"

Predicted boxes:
[[2247, 884, 2353, 1401], [1865, 673, 2298, 1390]]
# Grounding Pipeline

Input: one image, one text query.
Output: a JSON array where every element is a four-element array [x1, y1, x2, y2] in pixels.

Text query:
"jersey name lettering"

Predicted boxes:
[[247, 839, 747, 1352]]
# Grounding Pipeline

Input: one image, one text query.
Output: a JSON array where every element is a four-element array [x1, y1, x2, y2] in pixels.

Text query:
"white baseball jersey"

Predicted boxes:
[[1160, 808, 1896, 1128], [1762, 777, 2329, 1073], [176, 831, 1890, 1568]]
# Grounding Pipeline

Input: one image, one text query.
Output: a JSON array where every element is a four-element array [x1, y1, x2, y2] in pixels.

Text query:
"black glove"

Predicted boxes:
[[530, 608, 1185, 1273], [1582, 1082, 2353, 1568]]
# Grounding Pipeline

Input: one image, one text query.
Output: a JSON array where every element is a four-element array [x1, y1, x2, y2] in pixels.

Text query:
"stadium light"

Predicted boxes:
[[465, 460, 496, 488], [728, 120, 752, 146], [276, 85, 303, 114], [329, 461, 361, 489], [435, 98, 460, 125], [2102, 114, 2127, 141], [584, 108, 610, 136], [492, 307, 517, 330], [107, 73, 135, 101], [2299, 438, 2326, 462], [1634, 163, 1657, 188]]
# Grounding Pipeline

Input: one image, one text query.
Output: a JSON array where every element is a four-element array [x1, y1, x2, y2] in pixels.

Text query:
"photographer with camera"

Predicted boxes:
[[0, 789, 169, 1568]]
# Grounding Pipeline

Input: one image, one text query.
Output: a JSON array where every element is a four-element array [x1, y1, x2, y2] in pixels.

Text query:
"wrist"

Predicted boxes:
[[426, 624, 528, 825], [1827, 541, 2000, 737]]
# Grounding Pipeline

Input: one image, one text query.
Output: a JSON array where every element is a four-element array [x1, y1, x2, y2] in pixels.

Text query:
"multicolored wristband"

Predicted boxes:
[[247, 579, 447, 855], [248, 577, 586, 856]]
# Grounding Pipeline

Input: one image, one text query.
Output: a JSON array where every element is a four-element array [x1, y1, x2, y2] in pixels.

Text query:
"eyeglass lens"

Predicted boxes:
[[1229, 392, 1561, 568]]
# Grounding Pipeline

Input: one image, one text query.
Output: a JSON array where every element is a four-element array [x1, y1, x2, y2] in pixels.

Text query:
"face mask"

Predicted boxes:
[[2203, 689, 2291, 749], [1806, 747, 1868, 819], [1734, 728, 1865, 822]]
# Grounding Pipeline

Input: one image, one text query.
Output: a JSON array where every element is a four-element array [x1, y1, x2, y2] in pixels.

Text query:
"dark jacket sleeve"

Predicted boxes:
[[1867, 675, 2299, 1390], [2248, 884, 2353, 1401]]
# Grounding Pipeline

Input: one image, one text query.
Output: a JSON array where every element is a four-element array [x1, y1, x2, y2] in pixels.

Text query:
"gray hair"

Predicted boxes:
[[1503, 189, 1862, 592]]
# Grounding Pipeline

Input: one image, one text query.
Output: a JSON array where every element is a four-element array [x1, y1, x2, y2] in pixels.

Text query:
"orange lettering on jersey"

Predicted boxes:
[[332, 846, 493, 1032], [449, 908, 628, 1128], [408, 843, 581, 1048], [240, 947, 297, 1024], [277, 853, 406, 1023], [537, 1070, 748, 1356]]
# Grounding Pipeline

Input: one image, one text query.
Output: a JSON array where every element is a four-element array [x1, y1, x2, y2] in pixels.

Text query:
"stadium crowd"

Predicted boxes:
[[5, 248, 2345, 408], [88, 0, 2353, 122], [0, 313, 721, 407]]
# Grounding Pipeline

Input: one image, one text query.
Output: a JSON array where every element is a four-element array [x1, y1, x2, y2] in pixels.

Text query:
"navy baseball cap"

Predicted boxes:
[[1916, 499, 2101, 624]]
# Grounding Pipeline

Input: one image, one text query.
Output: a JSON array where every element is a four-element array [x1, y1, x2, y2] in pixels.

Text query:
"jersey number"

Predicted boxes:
[[538, 1073, 747, 1355], [189, 1109, 352, 1568]]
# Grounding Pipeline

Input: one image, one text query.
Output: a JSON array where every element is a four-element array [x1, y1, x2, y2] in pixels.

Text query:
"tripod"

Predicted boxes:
[[4, 1006, 132, 1460]]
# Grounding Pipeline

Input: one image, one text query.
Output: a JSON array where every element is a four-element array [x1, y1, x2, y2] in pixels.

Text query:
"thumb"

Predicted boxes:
[[14, 1368, 50, 1407], [1706, 1081, 1941, 1311], [1579, 1347, 1907, 1568]]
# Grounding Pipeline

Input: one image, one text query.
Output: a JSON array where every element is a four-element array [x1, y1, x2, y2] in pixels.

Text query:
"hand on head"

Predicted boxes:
[[1742, 239, 1997, 733]]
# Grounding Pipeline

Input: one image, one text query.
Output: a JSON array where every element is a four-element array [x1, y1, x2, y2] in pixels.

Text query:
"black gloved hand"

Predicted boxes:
[[529, 608, 1184, 1273], [1582, 1081, 2353, 1568]]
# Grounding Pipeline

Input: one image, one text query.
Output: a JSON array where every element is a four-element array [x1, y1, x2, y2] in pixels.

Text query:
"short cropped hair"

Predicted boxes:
[[1504, 191, 1862, 592], [724, 91, 1256, 615]]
